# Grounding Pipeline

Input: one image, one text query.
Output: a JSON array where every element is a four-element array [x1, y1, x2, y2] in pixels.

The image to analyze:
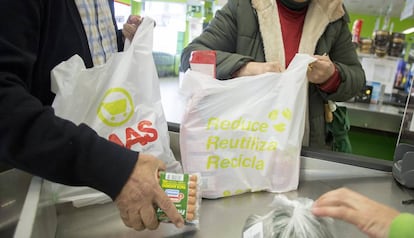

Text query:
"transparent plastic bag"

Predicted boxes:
[[242, 195, 335, 238]]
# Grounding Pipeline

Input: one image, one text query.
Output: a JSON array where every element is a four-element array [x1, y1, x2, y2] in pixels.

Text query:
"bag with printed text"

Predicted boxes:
[[180, 54, 315, 199], [49, 17, 182, 207]]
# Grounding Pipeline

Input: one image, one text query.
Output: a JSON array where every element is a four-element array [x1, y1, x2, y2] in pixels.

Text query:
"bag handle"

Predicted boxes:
[[123, 17, 156, 51]]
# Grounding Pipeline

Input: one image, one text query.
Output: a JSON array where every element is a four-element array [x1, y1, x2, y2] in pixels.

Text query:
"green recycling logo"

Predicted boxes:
[[268, 108, 292, 132], [97, 88, 134, 127]]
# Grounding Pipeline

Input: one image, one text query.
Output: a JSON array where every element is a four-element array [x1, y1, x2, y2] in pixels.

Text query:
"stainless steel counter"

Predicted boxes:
[[338, 102, 404, 133], [0, 169, 32, 238], [7, 155, 414, 238], [52, 172, 414, 238], [5, 77, 414, 237]]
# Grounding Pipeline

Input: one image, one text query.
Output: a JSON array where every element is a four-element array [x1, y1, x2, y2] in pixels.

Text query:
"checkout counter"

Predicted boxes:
[[2, 77, 414, 238], [338, 101, 404, 133]]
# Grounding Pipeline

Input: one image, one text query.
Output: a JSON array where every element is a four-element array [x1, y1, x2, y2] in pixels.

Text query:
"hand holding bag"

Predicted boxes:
[[180, 54, 315, 198], [49, 17, 182, 206]]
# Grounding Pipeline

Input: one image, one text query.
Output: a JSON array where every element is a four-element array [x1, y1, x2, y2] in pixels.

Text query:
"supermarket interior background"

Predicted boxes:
[[113, 0, 414, 161], [2, 1, 414, 238]]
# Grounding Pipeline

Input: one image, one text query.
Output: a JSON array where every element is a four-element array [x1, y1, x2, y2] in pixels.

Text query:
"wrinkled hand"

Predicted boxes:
[[115, 154, 184, 231], [312, 188, 400, 238], [307, 54, 335, 84], [233, 61, 283, 78], [122, 15, 143, 41]]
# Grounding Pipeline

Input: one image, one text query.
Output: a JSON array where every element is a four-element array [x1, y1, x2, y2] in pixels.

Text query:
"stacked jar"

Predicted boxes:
[[372, 30, 406, 58], [388, 32, 405, 58], [359, 38, 373, 54], [373, 30, 389, 57]]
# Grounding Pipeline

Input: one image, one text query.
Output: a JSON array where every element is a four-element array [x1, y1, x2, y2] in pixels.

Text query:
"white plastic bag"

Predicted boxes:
[[180, 54, 315, 198], [49, 17, 182, 206]]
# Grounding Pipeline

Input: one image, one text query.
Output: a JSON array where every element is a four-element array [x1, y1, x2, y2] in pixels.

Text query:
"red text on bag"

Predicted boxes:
[[108, 120, 158, 149]]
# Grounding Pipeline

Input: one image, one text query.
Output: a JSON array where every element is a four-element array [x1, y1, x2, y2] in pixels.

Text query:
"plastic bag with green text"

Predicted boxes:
[[180, 54, 315, 199]]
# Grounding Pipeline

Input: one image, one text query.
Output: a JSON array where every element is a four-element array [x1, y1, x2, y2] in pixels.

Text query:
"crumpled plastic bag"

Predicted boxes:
[[242, 194, 335, 238]]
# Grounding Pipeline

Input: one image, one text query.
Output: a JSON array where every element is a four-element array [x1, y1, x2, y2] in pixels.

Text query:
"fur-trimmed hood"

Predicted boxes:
[[251, 0, 345, 68]]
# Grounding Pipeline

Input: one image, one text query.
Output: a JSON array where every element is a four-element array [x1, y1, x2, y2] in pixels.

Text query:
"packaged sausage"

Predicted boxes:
[[157, 172, 202, 225]]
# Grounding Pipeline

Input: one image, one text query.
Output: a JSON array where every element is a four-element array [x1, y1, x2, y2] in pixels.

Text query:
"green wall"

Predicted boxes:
[[346, 13, 413, 160], [348, 13, 414, 43]]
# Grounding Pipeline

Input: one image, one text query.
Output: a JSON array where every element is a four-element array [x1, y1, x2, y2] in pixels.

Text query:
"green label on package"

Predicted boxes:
[[157, 172, 191, 221]]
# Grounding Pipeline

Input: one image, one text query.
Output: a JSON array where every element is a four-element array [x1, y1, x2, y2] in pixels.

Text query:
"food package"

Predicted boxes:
[[156, 172, 202, 225]]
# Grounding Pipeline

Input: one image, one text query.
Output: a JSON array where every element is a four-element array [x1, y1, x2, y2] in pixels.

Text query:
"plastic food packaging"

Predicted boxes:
[[242, 195, 335, 238], [156, 172, 202, 225], [189, 50, 216, 77]]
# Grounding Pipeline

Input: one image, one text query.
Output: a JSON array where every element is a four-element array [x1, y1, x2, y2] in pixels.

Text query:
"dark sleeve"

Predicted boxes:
[[326, 13, 366, 102], [0, 0, 137, 200]]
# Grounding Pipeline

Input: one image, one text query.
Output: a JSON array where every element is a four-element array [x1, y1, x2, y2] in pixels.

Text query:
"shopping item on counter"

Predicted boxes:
[[180, 54, 315, 199], [49, 17, 182, 207], [242, 195, 335, 238], [157, 172, 202, 226]]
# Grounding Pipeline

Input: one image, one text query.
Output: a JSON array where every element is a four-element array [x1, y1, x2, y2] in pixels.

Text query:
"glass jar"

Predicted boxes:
[[388, 32, 405, 58], [374, 30, 390, 57], [360, 38, 373, 54]]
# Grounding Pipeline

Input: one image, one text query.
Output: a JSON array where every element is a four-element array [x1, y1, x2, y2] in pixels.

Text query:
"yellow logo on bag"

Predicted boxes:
[[97, 88, 134, 127], [268, 109, 292, 132]]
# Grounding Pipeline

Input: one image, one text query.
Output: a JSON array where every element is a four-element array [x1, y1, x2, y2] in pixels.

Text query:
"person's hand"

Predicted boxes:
[[312, 188, 400, 238], [307, 54, 335, 84], [115, 154, 184, 231], [232, 61, 283, 77], [122, 15, 143, 41]]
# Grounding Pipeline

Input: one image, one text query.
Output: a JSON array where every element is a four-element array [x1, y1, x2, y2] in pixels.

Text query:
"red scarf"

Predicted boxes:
[[277, 0, 307, 67], [276, 0, 340, 92]]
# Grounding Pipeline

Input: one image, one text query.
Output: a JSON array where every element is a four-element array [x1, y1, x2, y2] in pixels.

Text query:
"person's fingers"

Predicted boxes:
[[127, 15, 142, 25], [120, 213, 133, 228], [129, 209, 145, 231], [120, 209, 134, 228], [268, 62, 283, 72], [122, 24, 136, 41], [140, 205, 160, 230], [313, 188, 401, 238], [154, 157, 167, 172], [313, 189, 357, 213], [308, 63, 313, 72], [312, 206, 362, 226], [313, 197, 347, 208], [307, 62, 333, 84], [154, 187, 184, 228], [276, 63, 284, 72], [313, 53, 329, 61]]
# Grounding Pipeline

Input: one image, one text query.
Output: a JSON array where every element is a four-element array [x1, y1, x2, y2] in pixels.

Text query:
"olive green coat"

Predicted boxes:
[[181, 0, 366, 149]]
